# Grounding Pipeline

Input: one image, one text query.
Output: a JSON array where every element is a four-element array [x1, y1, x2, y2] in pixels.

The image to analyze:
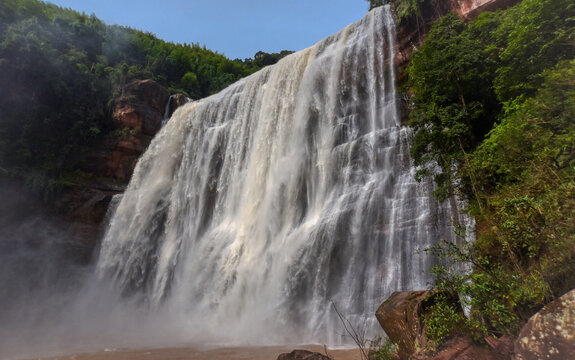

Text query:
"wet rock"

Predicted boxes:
[[103, 79, 172, 181], [276, 350, 332, 360], [514, 288, 575, 360]]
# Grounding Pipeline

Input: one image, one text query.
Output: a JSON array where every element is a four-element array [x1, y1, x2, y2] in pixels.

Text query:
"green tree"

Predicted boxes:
[[408, 13, 501, 199]]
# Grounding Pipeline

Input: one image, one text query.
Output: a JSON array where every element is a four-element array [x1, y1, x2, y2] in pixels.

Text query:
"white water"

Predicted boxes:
[[95, 6, 459, 346]]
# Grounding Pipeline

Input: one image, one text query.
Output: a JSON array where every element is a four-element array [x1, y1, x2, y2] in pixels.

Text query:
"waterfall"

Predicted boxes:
[[97, 6, 458, 345]]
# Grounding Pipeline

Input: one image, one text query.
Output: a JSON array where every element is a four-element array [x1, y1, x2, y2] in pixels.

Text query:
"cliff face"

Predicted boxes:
[[53, 80, 188, 254]]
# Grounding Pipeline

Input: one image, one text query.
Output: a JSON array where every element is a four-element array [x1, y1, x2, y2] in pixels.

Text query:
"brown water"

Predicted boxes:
[[22, 346, 362, 360]]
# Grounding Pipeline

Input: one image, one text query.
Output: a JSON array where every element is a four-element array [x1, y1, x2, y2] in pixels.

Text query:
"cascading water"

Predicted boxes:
[[98, 6, 459, 345]]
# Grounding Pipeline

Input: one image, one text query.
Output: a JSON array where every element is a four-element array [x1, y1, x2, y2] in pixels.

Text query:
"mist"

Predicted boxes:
[[0, 180, 194, 360]]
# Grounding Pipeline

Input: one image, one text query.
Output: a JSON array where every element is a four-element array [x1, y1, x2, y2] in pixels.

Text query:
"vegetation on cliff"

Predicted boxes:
[[0, 0, 290, 199], [407, 0, 575, 344]]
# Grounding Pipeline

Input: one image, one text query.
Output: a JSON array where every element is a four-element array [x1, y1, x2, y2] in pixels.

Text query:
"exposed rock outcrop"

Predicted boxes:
[[59, 80, 189, 251], [113, 79, 170, 134], [451, 0, 522, 19], [514, 288, 575, 360], [167, 93, 190, 118], [375, 290, 505, 360], [376, 290, 431, 358], [276, 350, 332, 360]]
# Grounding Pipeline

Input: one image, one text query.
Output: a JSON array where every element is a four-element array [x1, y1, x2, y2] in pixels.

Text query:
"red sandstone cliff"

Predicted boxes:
[[57, 80, 188, 251]]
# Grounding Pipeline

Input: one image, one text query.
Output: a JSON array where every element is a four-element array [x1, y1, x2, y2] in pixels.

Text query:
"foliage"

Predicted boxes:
[[408, 0, 575, 199], [422, 292, 468, 344], [468, 59, 575, 301], [426, 239, 546, 338], [368, 338, 398, 360], [390, 0, 424, 23], [0, 0, 273, 199], [408, 13, 501, 199], [493, 0, 575, 101], [364, 0, 385, 11], [244, 50, 295, 68], [409, 0, 575, 343], [422, 60, 575, 341]]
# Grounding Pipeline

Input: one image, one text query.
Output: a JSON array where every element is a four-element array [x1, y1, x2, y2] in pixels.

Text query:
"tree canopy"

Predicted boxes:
[[0, 0, 285, 198]]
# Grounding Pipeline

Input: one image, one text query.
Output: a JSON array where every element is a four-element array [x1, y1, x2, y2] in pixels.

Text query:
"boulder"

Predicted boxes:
[[376, 290, 498, 359], [514, 288, 575, 360], [276, 350, 332, 360], [376, 290, 431, 359]]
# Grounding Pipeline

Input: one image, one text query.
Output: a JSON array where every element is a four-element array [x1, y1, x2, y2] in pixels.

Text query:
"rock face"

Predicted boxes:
[[60, 80, 187, 250], [276, 350, 332, 360], [514, 288, 575, 360], [376, 290, 431, 359], [451, 0, 522, 19], [167, 93, 190, 118], [104, 79, 170, 181], [113, 79, 170, 136]]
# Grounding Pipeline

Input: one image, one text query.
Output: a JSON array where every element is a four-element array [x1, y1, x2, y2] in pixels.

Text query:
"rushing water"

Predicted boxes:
[[96, 6, 460, 346]]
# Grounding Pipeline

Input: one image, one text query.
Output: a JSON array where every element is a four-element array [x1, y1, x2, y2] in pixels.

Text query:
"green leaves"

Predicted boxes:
[[408, 13, 501, 199], [410, 1, 575, 340], [0, 0, 274, 200], [494, 0, 575, 101]]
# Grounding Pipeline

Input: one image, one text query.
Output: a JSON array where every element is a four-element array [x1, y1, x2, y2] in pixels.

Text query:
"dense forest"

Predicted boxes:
[[400, 0, 575, 348], [0, 0, 291, 197]]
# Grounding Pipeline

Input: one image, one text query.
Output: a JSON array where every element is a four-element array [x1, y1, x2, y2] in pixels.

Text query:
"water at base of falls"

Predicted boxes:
[[94, 5, 461, 347]]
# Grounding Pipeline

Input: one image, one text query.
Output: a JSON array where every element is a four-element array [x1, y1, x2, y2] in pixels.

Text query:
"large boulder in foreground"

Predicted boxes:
[[276, 350, 332, 360], [515, 288, 575, 360], [376, 290, 431, 358], [376, 290, 502, 360]]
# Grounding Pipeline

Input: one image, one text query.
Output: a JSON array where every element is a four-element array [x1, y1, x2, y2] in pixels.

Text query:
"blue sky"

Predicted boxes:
[[44, 0, 369, 60]]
